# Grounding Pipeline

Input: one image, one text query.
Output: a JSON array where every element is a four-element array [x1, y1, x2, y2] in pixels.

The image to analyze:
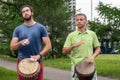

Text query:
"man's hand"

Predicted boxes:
[[21, 39, 30, 46], [72, 41, 84, 48], [30, 55, 40, 61], [85, 56, 94, 63], [62, 41, 84, 54]]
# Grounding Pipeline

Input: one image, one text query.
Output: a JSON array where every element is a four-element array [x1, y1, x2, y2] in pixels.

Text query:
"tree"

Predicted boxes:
[[0, 0, 22, 57], [96, 2, 120, 41], [89, 2, 120, 53]]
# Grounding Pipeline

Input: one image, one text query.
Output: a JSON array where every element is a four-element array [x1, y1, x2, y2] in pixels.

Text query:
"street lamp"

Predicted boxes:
[[76, 8, 81, 14], [91, 0, 93, 21]]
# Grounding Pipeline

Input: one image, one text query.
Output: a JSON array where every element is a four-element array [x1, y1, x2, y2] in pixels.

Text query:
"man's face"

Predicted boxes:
[[21, 7, 33, 21], [75, 15, 87, 28]]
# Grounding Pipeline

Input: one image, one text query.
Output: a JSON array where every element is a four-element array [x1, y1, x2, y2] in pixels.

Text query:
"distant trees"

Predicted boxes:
[[89, 2, 120, 53]]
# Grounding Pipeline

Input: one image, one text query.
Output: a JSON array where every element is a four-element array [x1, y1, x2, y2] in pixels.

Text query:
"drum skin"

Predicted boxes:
[[75, 61, 95, 80], [18, 58, 40, 80]]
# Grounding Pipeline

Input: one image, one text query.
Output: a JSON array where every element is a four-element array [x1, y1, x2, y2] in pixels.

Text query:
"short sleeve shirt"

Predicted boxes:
[[63, 29, 100, 64], [12, 22, 48, 61]]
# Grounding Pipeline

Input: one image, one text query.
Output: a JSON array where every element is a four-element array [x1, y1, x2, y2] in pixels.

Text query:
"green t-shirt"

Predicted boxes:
[[63, 29, 100, 64]]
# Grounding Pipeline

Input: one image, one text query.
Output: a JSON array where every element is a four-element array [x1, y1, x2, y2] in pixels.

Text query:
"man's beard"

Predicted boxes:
[[23, 16, 32, 21]]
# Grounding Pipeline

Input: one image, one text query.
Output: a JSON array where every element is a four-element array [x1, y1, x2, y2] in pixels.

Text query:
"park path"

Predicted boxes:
[[0, 58, 119, 80]]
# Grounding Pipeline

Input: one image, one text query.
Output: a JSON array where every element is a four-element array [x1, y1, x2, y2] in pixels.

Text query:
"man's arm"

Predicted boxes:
[[62, 46, 75, 54], [10, 38, 30, 51], [86, 46, 101, 63], [92, 46, 101, 58], [62, 41, 84, 54], [10, 38, 21, 51], [38, 37, 52, 56], [31, 36, 52, 61]]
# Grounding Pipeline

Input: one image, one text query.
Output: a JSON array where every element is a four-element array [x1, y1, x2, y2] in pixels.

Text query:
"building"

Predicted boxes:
[[68, 0, 76, 30]]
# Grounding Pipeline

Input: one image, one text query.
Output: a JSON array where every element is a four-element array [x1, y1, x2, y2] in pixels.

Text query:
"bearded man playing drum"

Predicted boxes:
[[62, 13, 101, 80], [10, 5, 51, 80]]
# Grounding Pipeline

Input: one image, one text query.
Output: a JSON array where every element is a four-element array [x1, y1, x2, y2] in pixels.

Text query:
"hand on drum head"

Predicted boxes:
[[30, 55, 40, 61], [30, 58, 36, 61], [85, 56, 94, 63]]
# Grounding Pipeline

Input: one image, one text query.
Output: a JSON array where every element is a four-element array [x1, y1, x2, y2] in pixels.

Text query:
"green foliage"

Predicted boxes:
[[89, 20, 112, 42], [0, 1, 22, 38], [0, 0, 23, 57], [89, 1, 120, 51], [95, 2, 120, 41], [0, 54, 17, 61]]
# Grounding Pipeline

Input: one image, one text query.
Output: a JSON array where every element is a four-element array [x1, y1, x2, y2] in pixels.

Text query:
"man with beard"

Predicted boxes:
[[62, 13, 101, 80], [10, 5, 51, 80]]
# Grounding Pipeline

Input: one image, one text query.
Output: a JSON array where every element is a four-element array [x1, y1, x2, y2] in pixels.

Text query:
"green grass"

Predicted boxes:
[[95, 54, 120, 79], [43, 58, 71, 70], [43, 54, 120, 79], [0, 67, 17, 80], [0, 54, 17, 61], [0, 54, 120, 79], [0, 66, 48, 80]]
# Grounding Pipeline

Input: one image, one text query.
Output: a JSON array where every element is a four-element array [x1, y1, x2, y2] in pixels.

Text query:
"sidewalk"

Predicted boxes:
[[0, 58, 119, 80]]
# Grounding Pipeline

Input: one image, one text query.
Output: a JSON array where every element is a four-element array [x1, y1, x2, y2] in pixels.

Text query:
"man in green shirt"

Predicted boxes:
[[62, 13, 101, 80]]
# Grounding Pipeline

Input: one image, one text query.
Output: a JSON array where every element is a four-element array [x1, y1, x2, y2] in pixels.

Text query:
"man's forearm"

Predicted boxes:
[[10, 41, 21, 51], [38, 43, 51, 56], [62, 45, 75, 54], [93, 46, 101, 58]]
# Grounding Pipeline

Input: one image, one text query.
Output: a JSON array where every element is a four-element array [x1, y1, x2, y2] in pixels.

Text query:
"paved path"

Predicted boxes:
[[0, 58, 119, 80]]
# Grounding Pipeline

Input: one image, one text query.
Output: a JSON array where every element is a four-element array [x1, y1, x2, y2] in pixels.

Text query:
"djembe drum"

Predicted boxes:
[[18, 58, 40, 80], [75, 61, 95, 80]]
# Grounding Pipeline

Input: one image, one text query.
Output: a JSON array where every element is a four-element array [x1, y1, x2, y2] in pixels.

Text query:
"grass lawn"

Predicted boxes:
[[0, 66, 48, 80], [0, 67, 17, 80], [95, 54, 120, 79], [43, 58, 71, 70], [0, 54, 120, 79], [43, 54, 120, 79]]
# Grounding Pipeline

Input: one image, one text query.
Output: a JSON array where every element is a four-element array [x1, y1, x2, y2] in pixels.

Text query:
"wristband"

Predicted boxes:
[[38, 53, 42, 57]]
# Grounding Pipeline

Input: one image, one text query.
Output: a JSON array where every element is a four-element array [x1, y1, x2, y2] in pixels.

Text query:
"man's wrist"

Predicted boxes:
[[38, 53, 42, 57], [71, 45, 75, 49]]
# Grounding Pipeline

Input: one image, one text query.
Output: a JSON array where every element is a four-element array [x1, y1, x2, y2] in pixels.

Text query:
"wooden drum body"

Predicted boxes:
[[75, 61, 95, 80], [18, 58, 40, 80]]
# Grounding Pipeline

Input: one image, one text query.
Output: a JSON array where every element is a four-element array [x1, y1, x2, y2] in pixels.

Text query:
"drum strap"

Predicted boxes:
[[72, 72, 79, 80], [72, 65, 79, 80], [72, 72, 75, 77]]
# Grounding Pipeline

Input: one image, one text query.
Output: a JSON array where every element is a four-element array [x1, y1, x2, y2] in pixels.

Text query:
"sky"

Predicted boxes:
[[76, 0, 120, 20]]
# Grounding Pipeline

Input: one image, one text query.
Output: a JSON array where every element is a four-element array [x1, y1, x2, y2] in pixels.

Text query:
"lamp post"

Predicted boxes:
[[76, 8, 81, 13], [91, 0, 93, 21]]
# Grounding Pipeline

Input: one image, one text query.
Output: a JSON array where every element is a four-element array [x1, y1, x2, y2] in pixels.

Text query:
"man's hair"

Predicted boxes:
[[20, 5, 34, 13], [75, 13, 87, 20]]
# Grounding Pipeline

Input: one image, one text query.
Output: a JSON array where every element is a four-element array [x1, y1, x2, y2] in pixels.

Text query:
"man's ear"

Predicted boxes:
[[32, 12, 34, 16]]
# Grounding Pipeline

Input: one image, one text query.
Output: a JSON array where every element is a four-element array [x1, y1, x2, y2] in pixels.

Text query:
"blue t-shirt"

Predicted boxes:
[[12, 22, 48, 61]]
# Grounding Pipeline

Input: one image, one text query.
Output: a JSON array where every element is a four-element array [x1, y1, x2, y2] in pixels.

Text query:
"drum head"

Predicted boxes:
[[75, 61, 95, 77], [18, 58, 40, 76]]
